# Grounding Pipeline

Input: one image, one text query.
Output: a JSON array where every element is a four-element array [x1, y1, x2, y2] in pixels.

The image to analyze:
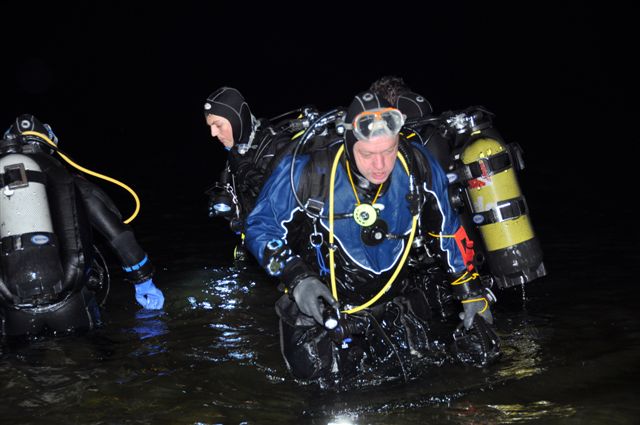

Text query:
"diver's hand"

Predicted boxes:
[[135, 279, 165, 310], [292, 276, 338, 324], [460, 290, 496, 330]]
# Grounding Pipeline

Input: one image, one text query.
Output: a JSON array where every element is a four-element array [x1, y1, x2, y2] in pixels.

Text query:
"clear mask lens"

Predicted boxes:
[[352, 108, 405, 141]]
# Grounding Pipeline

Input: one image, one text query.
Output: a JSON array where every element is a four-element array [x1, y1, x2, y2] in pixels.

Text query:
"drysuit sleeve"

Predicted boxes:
[[245, 155, 318, 290], [74, 176, 153, 283], [414, 143, 466, 274]]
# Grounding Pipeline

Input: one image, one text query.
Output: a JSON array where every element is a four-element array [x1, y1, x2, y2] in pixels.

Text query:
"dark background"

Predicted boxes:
[[0, 5, 638, 422], [0, 2, 631, 234]]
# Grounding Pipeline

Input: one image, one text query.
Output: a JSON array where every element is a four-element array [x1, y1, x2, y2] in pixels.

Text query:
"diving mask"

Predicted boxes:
[[344, 107, 405, 141]]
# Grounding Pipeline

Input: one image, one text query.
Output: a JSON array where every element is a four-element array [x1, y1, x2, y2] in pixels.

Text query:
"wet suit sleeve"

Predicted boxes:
[[74, 176, 153, 283], [245, 155, 318, 290]]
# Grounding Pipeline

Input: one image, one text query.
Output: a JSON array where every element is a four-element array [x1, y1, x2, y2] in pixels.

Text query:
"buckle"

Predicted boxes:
[[4, 163, 29, 189], [305, 198, 324, 216]]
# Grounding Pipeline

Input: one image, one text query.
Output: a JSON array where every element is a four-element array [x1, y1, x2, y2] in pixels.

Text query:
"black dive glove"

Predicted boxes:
[[292, 276, 339, 324], [460, 289, 496, 330]]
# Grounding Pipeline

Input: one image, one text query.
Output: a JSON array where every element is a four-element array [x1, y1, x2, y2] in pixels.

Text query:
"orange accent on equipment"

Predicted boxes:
[[454, 226, 476, 271]]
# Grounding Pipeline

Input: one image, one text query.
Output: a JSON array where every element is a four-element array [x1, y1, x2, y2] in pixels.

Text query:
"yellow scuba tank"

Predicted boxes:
[[447, 107, 546, 288]]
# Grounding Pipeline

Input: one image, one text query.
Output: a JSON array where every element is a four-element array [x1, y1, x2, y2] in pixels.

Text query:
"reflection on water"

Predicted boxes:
[[488, 401, 577, 423], [132, 309, 169, 342], [1, 205, 640, 424]]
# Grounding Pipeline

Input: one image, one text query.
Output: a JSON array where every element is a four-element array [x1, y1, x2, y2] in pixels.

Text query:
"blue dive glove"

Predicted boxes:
[[134, 279, 165, 310]]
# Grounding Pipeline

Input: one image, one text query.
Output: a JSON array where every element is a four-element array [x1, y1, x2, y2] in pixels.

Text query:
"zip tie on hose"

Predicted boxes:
[[428, 231, 456, 238], [21, 130, 141, 224]]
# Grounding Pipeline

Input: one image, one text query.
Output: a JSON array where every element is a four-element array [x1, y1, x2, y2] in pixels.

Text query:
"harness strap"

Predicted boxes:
[[458, 150, 512, 182], [0, 168, 46, 188], [472, 197, 528, 225]]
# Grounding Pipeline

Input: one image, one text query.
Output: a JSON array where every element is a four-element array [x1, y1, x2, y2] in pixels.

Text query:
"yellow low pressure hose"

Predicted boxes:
[[328, 146, 418, 314], [21, 130, 141, 224]]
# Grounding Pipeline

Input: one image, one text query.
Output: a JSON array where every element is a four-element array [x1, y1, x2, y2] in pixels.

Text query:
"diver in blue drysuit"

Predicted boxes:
[[0, 115, 164, 337], [245, 92, 500, 382]]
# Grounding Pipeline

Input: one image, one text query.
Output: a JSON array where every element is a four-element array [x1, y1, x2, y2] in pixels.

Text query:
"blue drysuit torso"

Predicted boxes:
[[245, 140, 465, 307]]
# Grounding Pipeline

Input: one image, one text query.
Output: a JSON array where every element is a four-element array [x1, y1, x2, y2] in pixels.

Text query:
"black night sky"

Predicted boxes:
[[0, 2, 632, 229]]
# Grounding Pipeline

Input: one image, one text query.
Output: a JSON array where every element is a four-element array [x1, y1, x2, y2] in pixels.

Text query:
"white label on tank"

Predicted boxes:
[[31, 234, 50, 245]]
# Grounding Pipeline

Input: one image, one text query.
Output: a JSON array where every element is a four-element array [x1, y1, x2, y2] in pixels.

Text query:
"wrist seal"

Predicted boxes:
[[281, 257, 318, 297], [123, 255, 154, 284]]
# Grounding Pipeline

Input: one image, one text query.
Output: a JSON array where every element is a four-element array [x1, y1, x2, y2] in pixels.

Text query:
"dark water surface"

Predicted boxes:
[[1, 184, 638, 425]]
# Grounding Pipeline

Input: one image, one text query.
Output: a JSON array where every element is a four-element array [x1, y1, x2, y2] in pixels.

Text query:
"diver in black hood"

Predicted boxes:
[[204, 87, 255, 151], [203, 87, 321, 259]]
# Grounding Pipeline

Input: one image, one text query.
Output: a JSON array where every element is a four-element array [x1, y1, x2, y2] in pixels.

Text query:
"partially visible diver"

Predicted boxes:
[[0, 114, 164, 337], [203, 87, 326, 260], [369, 75, 451, 169], [245, 91, 501, 385]]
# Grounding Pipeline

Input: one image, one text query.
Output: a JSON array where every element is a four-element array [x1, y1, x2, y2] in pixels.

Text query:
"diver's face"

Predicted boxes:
[[353, 135, 399, 185], [206, 114, 234, 148]]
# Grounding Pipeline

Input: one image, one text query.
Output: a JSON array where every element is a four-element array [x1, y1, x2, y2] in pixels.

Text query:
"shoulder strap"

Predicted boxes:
[[400, 137, 432, 189], [296, 147, 333, 209]]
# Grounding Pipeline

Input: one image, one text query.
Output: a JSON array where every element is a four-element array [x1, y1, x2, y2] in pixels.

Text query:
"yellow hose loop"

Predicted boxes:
[[328, 145, 344, 300], [461, 296, 489, 313], [328, 146, 418, 314], [343, 216, 417, 314], [21, 131, 141, 224], [451, 270, 469, 283], [451, 271, 480, 286]]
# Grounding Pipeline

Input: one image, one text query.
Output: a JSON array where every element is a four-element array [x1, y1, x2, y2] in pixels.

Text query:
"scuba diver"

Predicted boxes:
[[203, 87, 323, 259], [0, 114, 164, 337], [245, 91, 501, 384]]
